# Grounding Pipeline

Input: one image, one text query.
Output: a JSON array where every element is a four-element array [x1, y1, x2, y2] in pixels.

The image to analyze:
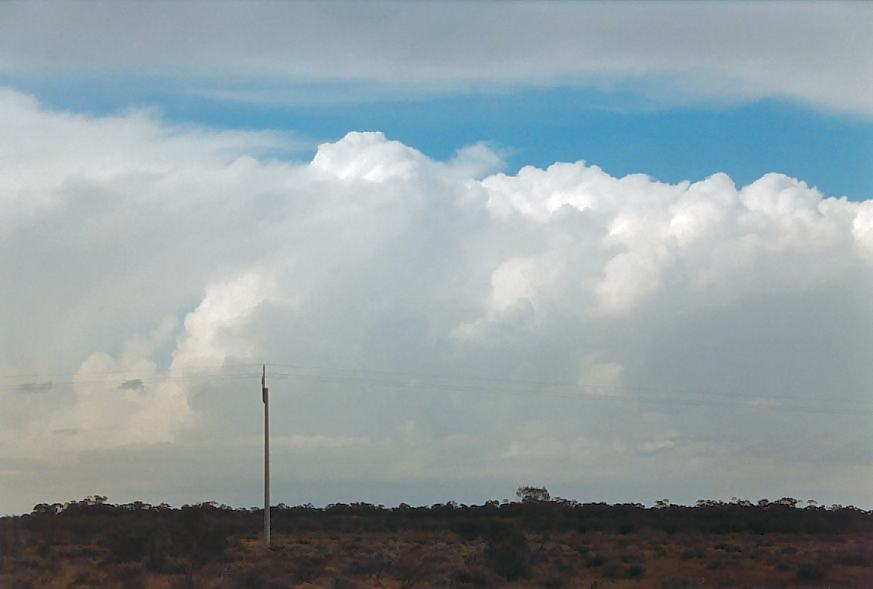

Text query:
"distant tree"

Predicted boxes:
[[32, 503, 58, 515], [775, 497, 799, 509], [516, 486, 551, 503]]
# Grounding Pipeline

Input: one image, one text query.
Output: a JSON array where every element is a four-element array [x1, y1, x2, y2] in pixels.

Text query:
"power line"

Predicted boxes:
[[265, 362, 873, 407], [273, 372, 871, 417], [0, 362, 267, 381], [1, 361, 870, 416]]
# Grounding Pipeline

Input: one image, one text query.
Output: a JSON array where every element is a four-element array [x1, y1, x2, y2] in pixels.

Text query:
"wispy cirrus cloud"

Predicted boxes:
[[0, 1, 870, 114]]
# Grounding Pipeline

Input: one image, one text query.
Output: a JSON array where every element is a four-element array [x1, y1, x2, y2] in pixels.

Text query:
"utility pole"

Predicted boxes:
[[262, 363, 271, 548]]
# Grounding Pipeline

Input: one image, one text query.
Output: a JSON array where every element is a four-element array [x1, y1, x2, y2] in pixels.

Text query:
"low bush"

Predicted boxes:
[[452, 566, 494, 588], [661, 578, 696, 589], [795, 562, 830, 582], [292, 552, 327, 583], [837, 549, 868, 566], [602, 560, 646, 579], [483, 525, 531, 580], [681, 546, 705, 560], [584, 553, 606, 567], [602, 561, 626, 579]]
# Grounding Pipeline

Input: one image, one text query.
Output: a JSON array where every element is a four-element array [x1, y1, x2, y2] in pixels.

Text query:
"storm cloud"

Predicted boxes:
[[1, 90, 871, 514]]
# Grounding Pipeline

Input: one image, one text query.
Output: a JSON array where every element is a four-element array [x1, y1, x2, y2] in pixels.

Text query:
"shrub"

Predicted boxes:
[[114, 563, 146, 589], [601, 559, 647, 579], [72, 570, 99, 587], [105, 532, 149, 563], [584, 553, 606, 567], [234, 568, 266, 589], [836, 549, 868, 566], [620, 549, 645, 564], [329, 577, 365, 589], [452, 567, 494, 588], [451, 519, 483, 540], [796, 562, 829, 582], [169, 575, 203, 589], [681, 546, 705, 560], [661, 579, 697, 589], [345, 551, 391, 577], [483, 526, 531, 580], [293, 553, 327, 583], [602, 561, 626, 579]]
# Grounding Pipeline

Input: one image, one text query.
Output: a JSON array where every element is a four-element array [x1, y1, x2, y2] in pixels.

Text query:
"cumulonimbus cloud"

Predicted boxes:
[[1, 90, 872, 512]]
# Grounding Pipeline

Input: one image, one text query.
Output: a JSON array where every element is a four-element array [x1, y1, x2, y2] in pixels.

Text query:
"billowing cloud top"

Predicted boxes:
[[1, 90, 872, 514], [0, 2, 871, 114]]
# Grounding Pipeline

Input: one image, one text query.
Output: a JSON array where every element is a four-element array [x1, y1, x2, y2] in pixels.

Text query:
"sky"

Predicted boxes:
[[1, 1, 872, 516]]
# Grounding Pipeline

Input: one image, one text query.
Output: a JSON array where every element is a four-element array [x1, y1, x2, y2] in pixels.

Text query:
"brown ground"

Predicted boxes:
[[2, 528, 871, 588]]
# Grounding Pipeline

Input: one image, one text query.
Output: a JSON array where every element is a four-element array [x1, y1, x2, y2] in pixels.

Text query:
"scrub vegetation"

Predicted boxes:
[[1, 490, 871, 588]]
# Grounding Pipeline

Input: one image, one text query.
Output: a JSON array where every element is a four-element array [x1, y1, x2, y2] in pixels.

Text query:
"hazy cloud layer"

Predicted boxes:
[[0, 2, 871, 114], [1, 90, 872, 514]]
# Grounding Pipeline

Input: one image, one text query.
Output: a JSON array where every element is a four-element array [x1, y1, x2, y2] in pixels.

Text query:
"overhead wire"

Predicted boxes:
[[1, 360, 870, 416], [270, 371, 871, 417], [265, 361, 873, 407]]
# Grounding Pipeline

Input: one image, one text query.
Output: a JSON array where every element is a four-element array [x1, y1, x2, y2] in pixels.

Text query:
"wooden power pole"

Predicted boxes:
[[262, 364, 271, 548]]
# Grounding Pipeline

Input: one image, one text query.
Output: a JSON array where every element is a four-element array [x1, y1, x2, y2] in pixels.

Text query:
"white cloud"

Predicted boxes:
[[1, 90, 872, 513], [310, 131, 427, 183], [639, 432, 679, 455]]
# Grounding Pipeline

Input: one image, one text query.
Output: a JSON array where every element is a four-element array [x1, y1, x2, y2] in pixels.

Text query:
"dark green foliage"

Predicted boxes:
[[584, 553, 606, 567], [795, 562, 830, 582], [602, 559, 646, 579], [0, 491, 870, 587], [483, 524, 531, 580], [681, 546, 705, 560], [168, 573, 204, 589], [450, 518, 484, 540], [233, 568, 267, 589], [293, 552, 328, 583], [115, 563, 146, 589], [516, 486, 551, 503], [661, 579, 697, 589], [837, 548, 868, 566], [329, 576, 366, 589], [105, 531, 149, 563], [618, 522, 637, 534], [602, 561, 625, 578], [7, 493, 873, 546], [452, 567, 494, 588]]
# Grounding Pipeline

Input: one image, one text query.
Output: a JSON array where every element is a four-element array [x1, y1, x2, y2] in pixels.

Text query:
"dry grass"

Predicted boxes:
[[2, 528, 872, 588]]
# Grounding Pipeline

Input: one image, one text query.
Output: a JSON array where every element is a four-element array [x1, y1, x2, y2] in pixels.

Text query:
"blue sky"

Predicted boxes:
[[1, 1, 870, 200], [11, 78, 873, 201]]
